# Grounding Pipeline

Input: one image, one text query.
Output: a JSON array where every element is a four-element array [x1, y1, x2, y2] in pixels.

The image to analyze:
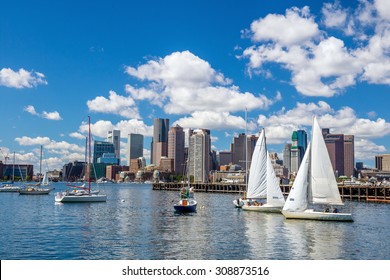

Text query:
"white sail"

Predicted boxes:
[[283, 142, 311, 212], [246, 129, 267, 199], [266, 151, 285, 206], [41, 172, 49, 186], [309, 117, 343, 205]]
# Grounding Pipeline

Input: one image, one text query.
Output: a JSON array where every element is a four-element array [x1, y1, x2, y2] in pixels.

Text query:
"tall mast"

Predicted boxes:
[[40, 145, 43, 180], [245, 108, 248, 191], [87, 116, 91, 193], [12, 152, 15, 183]]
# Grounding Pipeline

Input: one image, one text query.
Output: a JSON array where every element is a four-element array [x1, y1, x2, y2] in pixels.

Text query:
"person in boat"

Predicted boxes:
[[333, 208, 339, 213]]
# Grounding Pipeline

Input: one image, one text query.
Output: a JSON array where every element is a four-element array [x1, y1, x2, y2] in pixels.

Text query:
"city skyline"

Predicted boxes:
[[1, 1, 390, 174]]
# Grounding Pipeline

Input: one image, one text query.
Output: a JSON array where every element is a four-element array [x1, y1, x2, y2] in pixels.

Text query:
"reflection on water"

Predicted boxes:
[[283, 219, 345, 260], [0, 183, 389, 260]]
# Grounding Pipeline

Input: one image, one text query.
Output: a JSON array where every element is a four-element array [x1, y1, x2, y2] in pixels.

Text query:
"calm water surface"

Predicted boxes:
[[0, 182, 389, 260]]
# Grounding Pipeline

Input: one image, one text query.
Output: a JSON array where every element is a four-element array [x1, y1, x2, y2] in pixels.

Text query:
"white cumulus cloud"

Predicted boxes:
[[124, 50, 276, 115], [0, 68, 47, 89], [241, 1, 390, 97], [87, 90, 140, 119], [24, 105, 62, 121]]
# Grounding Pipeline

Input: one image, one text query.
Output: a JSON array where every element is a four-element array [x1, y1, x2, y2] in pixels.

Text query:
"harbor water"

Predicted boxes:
[[0, 182, 389, 260]]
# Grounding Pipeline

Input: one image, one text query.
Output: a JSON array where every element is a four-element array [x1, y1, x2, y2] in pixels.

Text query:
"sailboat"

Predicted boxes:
[[242, 129, 285, 212], [174, 160, 197, 212], [19, 146, 52, 195], [0, 152, 21, 192], [282, 116, 353, 221], [55, 116, 107, 203]]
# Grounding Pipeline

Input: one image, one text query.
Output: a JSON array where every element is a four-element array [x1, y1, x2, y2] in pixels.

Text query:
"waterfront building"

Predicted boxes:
[[151, 118, 169, 166], [269, 152, 288, 178], [375, 154, 390, 171], [97, 153, 119, 165], [188, 128, 211, 183], [106, 165, 129, 181], [356, 162, 364, 171], [322, 129, 355, 177], [218, 151, 233, 166], [344, 135, 355, 177], [159, 157, 174, 173], [290, 131, 300, 174], [62, 161, 85, 181], [93, 141, 116, 164], [126, 133, 144, 167], [283, 143, 291, 175], [290, 130, 308, 175], [47, 169, 62, 181], [107, 130, 121, 159], [231, 133, 258, 170], [168, 125, 185, 175], [0, 163, 33, 181], [129, 158, 145, 173]]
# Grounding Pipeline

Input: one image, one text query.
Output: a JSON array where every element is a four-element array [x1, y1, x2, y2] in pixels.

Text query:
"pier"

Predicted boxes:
[[152, 182, 390, 203]]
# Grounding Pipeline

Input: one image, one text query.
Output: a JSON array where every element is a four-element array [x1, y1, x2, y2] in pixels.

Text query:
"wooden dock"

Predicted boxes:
[[152, 182, 390, 203]]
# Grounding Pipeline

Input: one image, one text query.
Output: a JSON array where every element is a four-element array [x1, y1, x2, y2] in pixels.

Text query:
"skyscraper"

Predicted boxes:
[[151, 118, 169, 166], [344, 135, 355, 177], [168, 125, 185, 175], [375, 154, 390, 171], [93, 141, 116, 164], [283, 143, 292, 174], [188, 129, 211, 183], [231, 133, 258, 170], [322, 129, 355, 177], [107, 130, 120, 160], [126, 133, 144, 167], [290, 130, 307, 174], [290, 131, 300, 174]]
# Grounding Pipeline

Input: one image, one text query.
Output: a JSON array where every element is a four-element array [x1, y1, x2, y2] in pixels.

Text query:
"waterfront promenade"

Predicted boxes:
[[153, 182, 390, 203]]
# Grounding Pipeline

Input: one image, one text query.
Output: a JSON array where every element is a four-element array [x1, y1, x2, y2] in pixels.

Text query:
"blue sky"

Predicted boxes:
[[1, 0, 389, 173]]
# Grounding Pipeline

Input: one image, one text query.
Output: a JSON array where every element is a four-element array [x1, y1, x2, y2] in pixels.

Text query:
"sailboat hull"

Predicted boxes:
[[282, 209, 353, 222], [55, 192, 107, 202], [242, 204, 283, 213], [174, 200, 197, 212], [19, 188, 51, 195]]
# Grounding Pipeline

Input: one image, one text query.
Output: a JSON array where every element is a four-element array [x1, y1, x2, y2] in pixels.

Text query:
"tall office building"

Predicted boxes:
[[151, 118, 169, 166], [296, 130, 308, 159], [344, 135, 355, 177], [322, 129, 355, 177], [126, 133, 144, 167], [107, 130, 120, 159], [219, 151, 233, 166], [290, 131, 300, 174], [375, 154, 390, 171], [93, 141, 116, 163], [283, 143, 292, 174], [188, 129, 211, 183], [231, 133, 258, 170], [290, 130, 307, 174], [168, 125, 185, 175]]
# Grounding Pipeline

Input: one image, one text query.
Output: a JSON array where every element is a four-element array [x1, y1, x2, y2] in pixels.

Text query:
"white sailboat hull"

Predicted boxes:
[[242, 204, 283, 213], [282, 209, 353, 222], [55, 192, 107, 202], [19, 188, 51, 195]]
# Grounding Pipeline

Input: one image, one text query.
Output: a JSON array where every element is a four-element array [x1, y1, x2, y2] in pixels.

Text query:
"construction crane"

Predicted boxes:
[[0, 148, 10, 164]]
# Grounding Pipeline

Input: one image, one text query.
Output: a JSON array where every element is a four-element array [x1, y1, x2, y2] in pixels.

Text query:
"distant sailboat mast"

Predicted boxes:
[[87, 116, 91, 194], [245, 108, 248, 193]]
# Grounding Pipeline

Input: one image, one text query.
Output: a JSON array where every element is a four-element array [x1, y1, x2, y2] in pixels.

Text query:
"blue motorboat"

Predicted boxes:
[[174, 198, 197, 212]]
